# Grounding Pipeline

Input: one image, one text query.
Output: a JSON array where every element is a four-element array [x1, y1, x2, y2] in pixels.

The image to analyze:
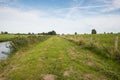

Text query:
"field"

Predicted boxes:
[[62, 34, 120, 60], [0, 34, 120, 80], [0, 34, 18, 42]]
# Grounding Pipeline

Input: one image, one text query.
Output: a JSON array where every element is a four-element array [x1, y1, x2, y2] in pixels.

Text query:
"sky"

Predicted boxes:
[[0, 0, 120, 34]]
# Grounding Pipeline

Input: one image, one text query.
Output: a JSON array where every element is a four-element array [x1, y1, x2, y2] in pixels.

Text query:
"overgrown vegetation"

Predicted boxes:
[[0, 35, 120, 80], [10, 35, 51, 52], [61, 34, 120, 62]]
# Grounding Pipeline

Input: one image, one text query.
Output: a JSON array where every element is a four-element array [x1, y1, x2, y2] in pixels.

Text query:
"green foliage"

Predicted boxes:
[[1, 31, 8, 34], [10, 35, 51, 52], [62, 34, 120, 62], [38, 30, 57, 35], [48, 30, 56, 35], [75, 32, 77, 35], [91, 29, 97, 34]]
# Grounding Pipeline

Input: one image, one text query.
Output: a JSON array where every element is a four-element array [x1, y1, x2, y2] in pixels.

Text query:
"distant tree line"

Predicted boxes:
[[1, 30, 120, 35], [0, 30, 57, 35], [38, 30, 57, 35], [1, 31, 8, 34]]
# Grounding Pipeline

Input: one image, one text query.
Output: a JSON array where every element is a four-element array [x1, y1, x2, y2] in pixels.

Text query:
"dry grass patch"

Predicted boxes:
[[63, 66, 74, 77], [67, 47, 80, 59], [43, 74, 57, 80]]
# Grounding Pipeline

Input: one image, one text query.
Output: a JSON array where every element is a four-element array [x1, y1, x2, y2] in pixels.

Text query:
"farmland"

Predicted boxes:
[[0, 34, 18, 42], [0, 34, 120, 80], [62, 34, 120, 61]]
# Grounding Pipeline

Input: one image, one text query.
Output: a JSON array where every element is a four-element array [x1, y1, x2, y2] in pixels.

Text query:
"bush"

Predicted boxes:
[[10, 35, 51, 52], [91, 29, 97, 34]]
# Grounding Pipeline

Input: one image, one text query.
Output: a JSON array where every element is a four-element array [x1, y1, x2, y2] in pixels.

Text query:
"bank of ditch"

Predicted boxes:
[[0, 36, 120, 80], [0, 35, 51, 76]]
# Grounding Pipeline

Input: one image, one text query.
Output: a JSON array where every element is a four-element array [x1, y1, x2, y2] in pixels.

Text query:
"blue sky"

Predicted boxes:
[[0, 0, 120, 34]]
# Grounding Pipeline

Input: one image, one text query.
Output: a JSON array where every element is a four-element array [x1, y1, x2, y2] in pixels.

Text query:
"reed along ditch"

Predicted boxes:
[[0, 35, 51, 60]]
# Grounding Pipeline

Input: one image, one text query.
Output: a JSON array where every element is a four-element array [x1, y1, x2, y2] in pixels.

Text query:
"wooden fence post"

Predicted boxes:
[[114, 36, 119, 52]]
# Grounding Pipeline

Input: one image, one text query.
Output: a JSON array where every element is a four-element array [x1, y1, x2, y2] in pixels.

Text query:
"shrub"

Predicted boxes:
[[91, 29, 97, 34], [10, 35, 51, 52]]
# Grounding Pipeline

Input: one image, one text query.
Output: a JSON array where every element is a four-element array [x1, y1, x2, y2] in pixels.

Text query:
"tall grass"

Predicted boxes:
[[61, 34, 120, 62], [10, 35, 51, 52]]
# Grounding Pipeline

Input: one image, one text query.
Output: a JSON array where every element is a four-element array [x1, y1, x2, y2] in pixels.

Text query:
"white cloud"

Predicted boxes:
[[0, 6, 120, 34], [113, 0, 120, 8], [0, 0, 17, 3], [83, 15, 120, 32], [0, 0, 7, 2], [102, 0, 120, 12], [72, 0, 120, 12]]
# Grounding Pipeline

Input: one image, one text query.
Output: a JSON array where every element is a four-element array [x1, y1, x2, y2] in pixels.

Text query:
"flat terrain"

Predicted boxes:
[[0, 36, 120, 80], [0, 34, 17, 42]]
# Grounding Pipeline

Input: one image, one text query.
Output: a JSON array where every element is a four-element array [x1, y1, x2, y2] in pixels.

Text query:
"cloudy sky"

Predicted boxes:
[[0, 0, 120, 34]]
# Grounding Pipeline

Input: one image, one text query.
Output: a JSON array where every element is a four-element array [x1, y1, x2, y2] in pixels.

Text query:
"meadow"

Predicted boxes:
[[0, 34, 120, 80], [0, 34, 17, 42], [0, 34, 33, 42], [61, 34, 120, 62]]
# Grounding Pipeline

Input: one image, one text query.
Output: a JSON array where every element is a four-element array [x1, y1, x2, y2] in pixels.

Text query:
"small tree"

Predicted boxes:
[[75, 32, 77, 35], [28, 32, 31, 35], [91, 29, 97, 34]]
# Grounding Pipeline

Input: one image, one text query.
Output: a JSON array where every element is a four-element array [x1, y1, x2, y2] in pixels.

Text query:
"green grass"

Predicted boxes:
[[0, 36, 120, 80], [0, 34, 18, 42], [62, 34, 120, 61], [0, 34, 33, 42], [10, 35, 51, 52]]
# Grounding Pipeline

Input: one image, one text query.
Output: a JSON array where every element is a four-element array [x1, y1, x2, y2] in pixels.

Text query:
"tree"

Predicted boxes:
[[32, 33, 34, 35], [4, 31, 8, 34], [91, 29, 97, 34], [1, 31, 8, 34], [75, 32, 77, 35], [28, 32, 31, 35], [48, 30, 56, 35], [42, 32, 45, 35]]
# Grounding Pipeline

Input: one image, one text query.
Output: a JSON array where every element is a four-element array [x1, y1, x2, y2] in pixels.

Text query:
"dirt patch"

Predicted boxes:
[[0, 65, 16, 79], [63, 71, 70, 77], [0, 72, 6, 80], [79, 60, 96, 67], [82, 74, 94, 80], [43, 74, 57, 80], [63, 66, 73, 77], [0, 78, 5, 80], [82, 74, 108, 80], [87, 61, 95, 66]]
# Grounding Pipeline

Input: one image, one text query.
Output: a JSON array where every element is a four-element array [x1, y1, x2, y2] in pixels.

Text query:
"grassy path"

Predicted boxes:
[[0, 36, 120, 80]]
